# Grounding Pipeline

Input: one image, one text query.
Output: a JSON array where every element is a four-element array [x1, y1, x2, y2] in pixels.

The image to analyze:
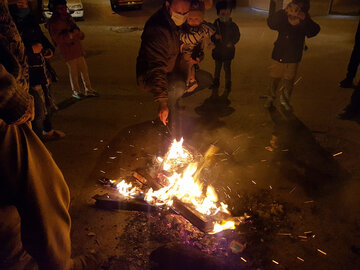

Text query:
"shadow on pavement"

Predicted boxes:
[[194, 95, 235, 119], [268, 106, 349, 197], [57, 97, 83, 110], [57, 96, 97, 110]]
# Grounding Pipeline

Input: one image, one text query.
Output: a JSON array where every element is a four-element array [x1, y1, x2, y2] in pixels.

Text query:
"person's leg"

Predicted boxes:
[[280, 62, 299, 110], [189, 64, 196, 83], [195, 69, 213, 92], [213, 60, 222, 90], [185, 64, 199, 93], [43, 113, 53, 133], [341, 41, 360, 88], [29, 85, 46, 138], [266, 60, 283, 108], [338, 85, 360, 119], [78, 57, 97, 95], [223, 60, 232, 98], [66, 59, 82, 98]]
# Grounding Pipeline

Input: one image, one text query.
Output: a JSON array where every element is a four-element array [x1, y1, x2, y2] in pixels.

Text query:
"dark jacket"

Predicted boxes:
[[211, 18, 240, 61], [136, 6, 180, 103], [12, 14, 55, 86], [267, 6, 320, 63]]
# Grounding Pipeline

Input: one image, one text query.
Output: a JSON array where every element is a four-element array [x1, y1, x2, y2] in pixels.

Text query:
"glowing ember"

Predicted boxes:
[[211, 220, 236, 234]]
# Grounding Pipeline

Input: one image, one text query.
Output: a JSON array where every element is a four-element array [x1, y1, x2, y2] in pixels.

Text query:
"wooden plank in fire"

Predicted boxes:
[[93, 193, 158, 212], [172, 197, 215, 233], [133, 170, 215, 233], [133, 169, 164, 190]]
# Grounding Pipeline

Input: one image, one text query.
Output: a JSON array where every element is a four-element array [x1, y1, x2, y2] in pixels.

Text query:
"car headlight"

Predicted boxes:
[[69, 4, 83, 9]]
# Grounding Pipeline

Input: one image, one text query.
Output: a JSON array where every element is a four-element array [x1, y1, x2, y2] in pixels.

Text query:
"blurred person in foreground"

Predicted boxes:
[[9, 0, 65, 141], [264, 0, 320, 111], [46, 0, 98, 99], [0, 1, 101, 268]]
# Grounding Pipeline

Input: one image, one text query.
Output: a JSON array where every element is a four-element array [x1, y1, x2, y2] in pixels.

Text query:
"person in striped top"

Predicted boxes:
[[179, 1, 215, 93]]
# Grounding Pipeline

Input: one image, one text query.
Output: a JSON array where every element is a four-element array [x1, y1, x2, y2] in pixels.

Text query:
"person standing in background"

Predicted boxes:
[[46, 0, 98, 99]]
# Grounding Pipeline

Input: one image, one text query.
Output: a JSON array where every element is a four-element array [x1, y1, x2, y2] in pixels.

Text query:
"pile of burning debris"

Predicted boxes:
[[92, 137, 333, 269], [94, 138, 245, 234], [93, 138, 252, 269]]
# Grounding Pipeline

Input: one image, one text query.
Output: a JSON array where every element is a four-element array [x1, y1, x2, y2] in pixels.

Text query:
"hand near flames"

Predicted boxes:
[[158, 103, 169, 126]]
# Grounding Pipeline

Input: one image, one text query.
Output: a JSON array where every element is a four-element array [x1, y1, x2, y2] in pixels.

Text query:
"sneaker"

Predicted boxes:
[[339, 78, 353, 88], [42, 129, 66, 141], [72, 92, 85, 99], [185, 80, 198, 93], [85, 89, 99, 97]]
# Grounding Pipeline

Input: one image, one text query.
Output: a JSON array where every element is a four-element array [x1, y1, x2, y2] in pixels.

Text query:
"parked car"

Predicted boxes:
[[42, 0, 84, 20], [110, 0, 143, 11]]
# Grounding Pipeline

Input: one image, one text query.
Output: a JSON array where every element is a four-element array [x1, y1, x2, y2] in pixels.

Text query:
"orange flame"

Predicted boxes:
[[116, 138, 236, 234]]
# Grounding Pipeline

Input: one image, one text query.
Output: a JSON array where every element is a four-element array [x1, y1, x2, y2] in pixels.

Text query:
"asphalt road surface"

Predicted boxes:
[[42, 0, 360, 269]]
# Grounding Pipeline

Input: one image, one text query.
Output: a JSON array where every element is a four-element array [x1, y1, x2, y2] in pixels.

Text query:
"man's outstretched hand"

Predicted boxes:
[[158, 103, 169, 126]]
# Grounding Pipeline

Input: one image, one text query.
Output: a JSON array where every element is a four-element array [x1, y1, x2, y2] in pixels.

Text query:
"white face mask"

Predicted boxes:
[[171, 11, 187, 26]]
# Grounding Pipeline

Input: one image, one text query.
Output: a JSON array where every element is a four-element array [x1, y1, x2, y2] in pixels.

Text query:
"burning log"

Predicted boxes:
[[133, 169, 165, 189], [133, 170, 233, 233], [93, 139, 237, 235], [172, 197, 215, 233], [93, 193, 157, 212]]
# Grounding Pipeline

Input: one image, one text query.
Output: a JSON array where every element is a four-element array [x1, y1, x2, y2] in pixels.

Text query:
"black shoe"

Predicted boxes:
[[339, 78, 354, 88]]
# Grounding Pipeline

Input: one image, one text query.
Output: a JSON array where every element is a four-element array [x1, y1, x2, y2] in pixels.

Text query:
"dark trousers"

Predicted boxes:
[[30, 84, 53, 137], [346, 41, 360, 80], [213, 59, 232, 90]]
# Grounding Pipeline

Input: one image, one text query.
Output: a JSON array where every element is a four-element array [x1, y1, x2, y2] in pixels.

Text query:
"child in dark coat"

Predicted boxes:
[[211, 1, 240, 100], [265, 0, 320, 110]]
